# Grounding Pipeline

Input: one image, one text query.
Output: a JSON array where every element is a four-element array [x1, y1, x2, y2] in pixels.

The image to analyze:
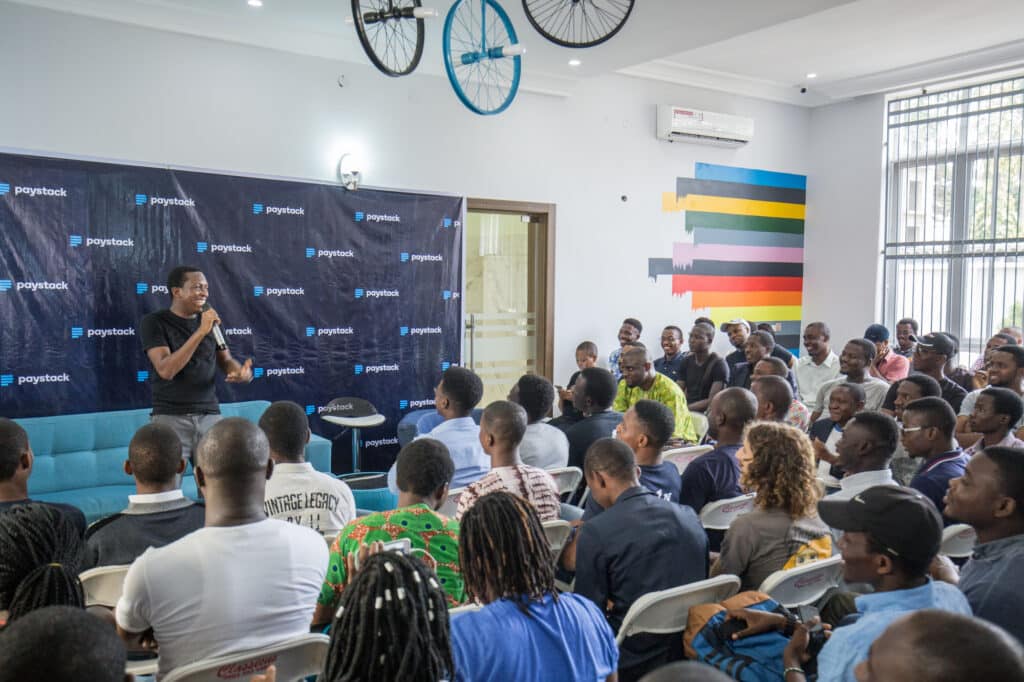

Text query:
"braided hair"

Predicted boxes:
[[0, 504, 85, 620], [458, 491, 556, 614], [323, 551, 453, 682]]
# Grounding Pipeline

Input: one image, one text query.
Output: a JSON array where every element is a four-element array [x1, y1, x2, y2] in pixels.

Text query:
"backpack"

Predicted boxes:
[[683, 591, 794, 681]]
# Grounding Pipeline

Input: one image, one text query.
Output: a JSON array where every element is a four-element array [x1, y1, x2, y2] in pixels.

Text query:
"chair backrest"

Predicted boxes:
[[438, 487, 465, 518], [546, 466, 583, 496], [616, 575, 741, 645], [940, 523, 977, 558], [698, 493, 757, 530], [690, 412, 710, 443], [542, 519, 571, 554], [663, 445, 714, 475], [161, 634, 329, 682], [79, 564, 131, 608], [756, 555, 845, 608]]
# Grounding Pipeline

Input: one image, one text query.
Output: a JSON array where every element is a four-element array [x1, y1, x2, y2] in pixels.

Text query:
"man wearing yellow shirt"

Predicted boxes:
[[614, 345, 698, 444]]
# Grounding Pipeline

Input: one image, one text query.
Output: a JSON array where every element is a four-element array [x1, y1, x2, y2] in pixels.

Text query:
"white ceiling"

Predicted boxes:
[[12, 0, 1024, 106]]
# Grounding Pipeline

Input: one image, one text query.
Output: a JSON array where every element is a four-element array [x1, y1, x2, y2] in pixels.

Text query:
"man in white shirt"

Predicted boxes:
[[830, 411, 899, 501], [388, 366, 489, 493], [794, 322, 841, 411], [509, 373, 569, 469], [115, 418, 328, 678], [259, 400, 355, 535]]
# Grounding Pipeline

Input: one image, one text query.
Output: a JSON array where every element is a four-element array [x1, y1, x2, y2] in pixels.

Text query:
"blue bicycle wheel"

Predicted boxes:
[[443, 0, 523, 115]]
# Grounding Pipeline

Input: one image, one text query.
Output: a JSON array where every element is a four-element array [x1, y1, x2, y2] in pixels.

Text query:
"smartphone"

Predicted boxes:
[[797, 605, 823, 632], [354, 538, 412, 570]]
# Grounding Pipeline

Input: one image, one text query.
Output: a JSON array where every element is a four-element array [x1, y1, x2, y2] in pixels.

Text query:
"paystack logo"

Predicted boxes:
[[253, 368, 265, 379], [70, 327, 135, 340], [135, 283, 169, 295], [4, 184, 68, 198], [0, 374, 13, 388], [0, 280, 12, 292], [353, 288, 398, 300], [305, 404, 316, 416], [1, 280, 69, 292], [354, 363, 399, 375], [364, 436, 400, 449], [70, 327, 83, 339], [197, 241, 252, 254], [400, 252, 443, 263], [441, 361, 452, 371], [253, 285, 304, 297], [254, 366, 305, 379], [224, 327, 252, 336], [308, 326, 355, 337], [69, 235, 133, 248], [400, 326, 442, 336], [399, 398, 435, 410], [5, 372, 71, 387], [441, 217, 460, 229], [308, 247, 355, 259], [253, 202, 303, 216], [69, 235, 83, 247], [136, 371, 149, 383], [0, 182, 9, 196], [354, 210, 400, 224], [135, 193, 194, 208]]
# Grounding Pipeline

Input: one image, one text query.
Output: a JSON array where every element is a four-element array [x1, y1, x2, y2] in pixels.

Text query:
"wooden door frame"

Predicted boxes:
[[466, 198, 556, 381]]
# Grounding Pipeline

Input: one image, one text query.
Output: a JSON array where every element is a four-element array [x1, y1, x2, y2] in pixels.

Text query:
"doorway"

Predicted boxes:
[[463, 199, 555, 406]]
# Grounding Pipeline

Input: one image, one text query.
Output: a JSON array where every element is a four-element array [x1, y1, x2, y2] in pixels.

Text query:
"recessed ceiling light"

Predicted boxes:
[[806, 73, 817, 79], [248, 0, 263, 7], [568, 59, 582, 67]]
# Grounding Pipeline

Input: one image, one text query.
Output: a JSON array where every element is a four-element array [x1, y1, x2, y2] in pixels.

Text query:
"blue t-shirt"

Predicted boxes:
[[582, 462, 681, 518], [654, 353, 685, 383], [450, 592, 618, 682], [909, 450, 968, 518]]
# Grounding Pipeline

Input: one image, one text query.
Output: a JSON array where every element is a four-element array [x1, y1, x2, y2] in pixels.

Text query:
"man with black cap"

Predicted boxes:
[[903, 332, 968, 413], [865, 324, 909, 383], [725, 487, 971, 682]]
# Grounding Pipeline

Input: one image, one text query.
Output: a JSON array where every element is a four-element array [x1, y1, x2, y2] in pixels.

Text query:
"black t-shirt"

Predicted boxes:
[[565, 411, 624, 469], [881, 374, 967, 414], [680, 354, 729, 404], [140, 310, 220, 415]]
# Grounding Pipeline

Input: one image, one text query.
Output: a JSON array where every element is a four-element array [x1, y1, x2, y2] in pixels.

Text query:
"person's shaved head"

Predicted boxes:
[[855, 610, 1024, 682], [480, 400, 528, 447], [753, 357, 789, 378], [195, 417, 270, 478], [621, 345, 651, 363], [128, 423, 184, 485], [751, 376, 793, 421], [714, 387, 758, 428], [583, 438, 636, 482]]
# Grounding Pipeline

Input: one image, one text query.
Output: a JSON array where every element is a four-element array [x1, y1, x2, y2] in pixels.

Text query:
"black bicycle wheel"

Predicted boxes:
[[351, 0, 426, 77], [522, 0, 634, 48]]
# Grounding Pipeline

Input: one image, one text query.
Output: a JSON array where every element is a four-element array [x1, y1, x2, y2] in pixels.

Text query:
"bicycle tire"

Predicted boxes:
[[443, 0, 522, 115], [351, 0, 425, 77], [522, 0, 634, 48]]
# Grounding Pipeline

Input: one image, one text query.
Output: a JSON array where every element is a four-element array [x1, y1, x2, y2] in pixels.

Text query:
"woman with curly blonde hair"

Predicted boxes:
[[711, 421, 833, 590]]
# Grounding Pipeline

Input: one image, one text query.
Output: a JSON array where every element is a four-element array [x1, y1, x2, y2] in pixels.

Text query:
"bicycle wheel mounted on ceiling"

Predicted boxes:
[[443, 0, 523, 116], [351, 0, 426, 76], [522, 0, 634, 48]]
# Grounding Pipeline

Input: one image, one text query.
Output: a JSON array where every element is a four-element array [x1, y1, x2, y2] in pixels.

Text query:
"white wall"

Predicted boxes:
[[0, 2, 817, 386]]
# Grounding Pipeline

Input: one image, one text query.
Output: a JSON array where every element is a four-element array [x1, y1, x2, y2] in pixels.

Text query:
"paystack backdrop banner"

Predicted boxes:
[[0, 152, 463, 472]]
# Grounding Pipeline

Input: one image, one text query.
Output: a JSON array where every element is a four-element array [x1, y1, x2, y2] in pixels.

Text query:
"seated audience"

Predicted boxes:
[[0, 418, 86, 537], [388, 366, 488, 494], [260, 401, 355, 535], [864, 323, 910, 382], [84, 422, 205, 569], [456, 401, 559, 521], [809, 382, 866, 489], [831, 411, 900, 500], [886, 373, 943, 485], [614, 345, 698, 444], [554, 340, 598, 427], [316, 439, 463, 617], [754, 358, 810, 429], [712, 422, 832, 591], [680, 388, 756, 550], [585, 400, 681, 515], [115, 418, 328, 678], [894, 317, 919, 357], [565, 367, 624, 469], [451, 491, 618, 682], [944, 446, 1024, 642], [729, 486, 972, 682], [654, 325, 686, 384], [509, 374, 570, 469], [899, 332, 967, 413], [902, 397, 967, 516], [962, 387, 1024, 456], [811, 339, 889, 421], [853, 611, 1024, 682], [678, 322, 728, 413], [795, 322, 841, 412], [0, 606, 129, 682], [323, 551, 453, 682], [610, 317, 643, 380], [0, 503, 84, 622], [956, 344, 1024, 448], [574, 439, 707, 681]]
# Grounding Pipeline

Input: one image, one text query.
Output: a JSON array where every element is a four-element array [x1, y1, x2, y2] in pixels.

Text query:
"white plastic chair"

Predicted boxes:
[[79, 564, 131, 608], [757, 555, 845, 608], [689, 412, 710, 443], [542, 519, 572, 554], [698, 493, 757, 530], [615, 575, 741, 646], [438, 486, 465, 518], [940, 523, 977, 558], [663, 445, 714, 475], [161, 633, 329, 682], [547, 466, 583, 497]]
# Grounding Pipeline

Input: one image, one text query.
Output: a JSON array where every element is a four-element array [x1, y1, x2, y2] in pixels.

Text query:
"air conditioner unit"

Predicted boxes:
[[656, 105, 754, 147]]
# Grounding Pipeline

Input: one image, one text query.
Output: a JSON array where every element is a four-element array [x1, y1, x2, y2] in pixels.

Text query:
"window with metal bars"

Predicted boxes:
[[883, 75, 1024, 366]]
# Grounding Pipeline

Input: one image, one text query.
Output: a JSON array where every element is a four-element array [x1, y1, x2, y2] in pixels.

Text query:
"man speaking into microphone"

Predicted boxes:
[[139, 265, 253, 463]]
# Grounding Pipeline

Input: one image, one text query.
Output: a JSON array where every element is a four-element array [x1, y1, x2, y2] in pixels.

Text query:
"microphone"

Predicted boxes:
[[201, 303, 228, 351]]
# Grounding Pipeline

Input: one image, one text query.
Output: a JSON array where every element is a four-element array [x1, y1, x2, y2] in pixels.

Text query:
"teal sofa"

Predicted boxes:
[[16, 401, 332, 524]]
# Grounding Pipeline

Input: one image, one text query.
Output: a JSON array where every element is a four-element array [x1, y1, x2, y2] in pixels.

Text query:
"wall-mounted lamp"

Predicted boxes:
[[337, 153, 362, 191]]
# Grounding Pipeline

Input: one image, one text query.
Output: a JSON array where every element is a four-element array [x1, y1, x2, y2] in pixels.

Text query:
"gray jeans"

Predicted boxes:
[[151, 413, 223, 465]]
